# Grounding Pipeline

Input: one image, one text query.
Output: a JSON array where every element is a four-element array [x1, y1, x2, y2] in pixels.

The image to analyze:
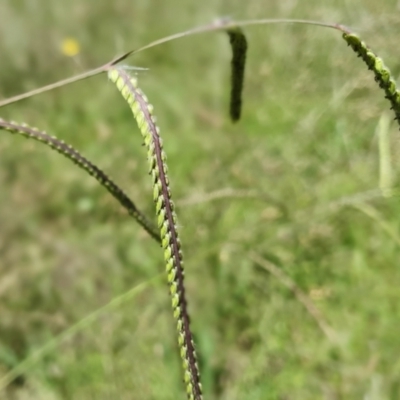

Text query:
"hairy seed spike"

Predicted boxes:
[[226, 27, 248, 122], [342, 32, 400, 128], [108, 67, 203, 400], [0, 118, 160, 243]]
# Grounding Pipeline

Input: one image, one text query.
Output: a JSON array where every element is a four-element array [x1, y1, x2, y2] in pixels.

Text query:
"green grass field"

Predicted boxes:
[[1, 1, 400, 399]]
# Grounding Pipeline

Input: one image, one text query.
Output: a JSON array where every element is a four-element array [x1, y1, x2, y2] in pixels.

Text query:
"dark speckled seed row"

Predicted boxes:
[[227, 27, 247, 122], [343, 32, 400, 127], [0, 118, 160, 242], [108, 67, 203, 400]]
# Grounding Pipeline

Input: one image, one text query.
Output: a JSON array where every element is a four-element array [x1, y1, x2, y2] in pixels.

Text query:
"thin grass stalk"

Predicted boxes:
[[0, 118, 160, 243], [377, 113, 393, 196], [108, 67, 202, 400], [0, 19, 345, 108], [130, 19, 346, 57]]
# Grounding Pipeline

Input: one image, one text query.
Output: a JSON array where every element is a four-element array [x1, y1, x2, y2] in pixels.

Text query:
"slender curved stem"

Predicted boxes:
[[129, 18, 348, 57], [0, 18, 348, 109]]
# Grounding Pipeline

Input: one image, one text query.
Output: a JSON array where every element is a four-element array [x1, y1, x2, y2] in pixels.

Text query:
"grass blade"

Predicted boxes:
[[108, 67, 203, 400], [0, 118, 160, 243]]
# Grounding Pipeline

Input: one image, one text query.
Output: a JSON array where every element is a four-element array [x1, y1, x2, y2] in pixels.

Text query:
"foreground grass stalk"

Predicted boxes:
[[0, 118, 160, 243], [342, 32, 400, 127], [108, 67, 202, 400]]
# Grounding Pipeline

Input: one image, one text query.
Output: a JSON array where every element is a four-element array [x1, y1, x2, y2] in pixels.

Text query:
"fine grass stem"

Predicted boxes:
[[351, 203, 400, 247], [251, 252, 337, 343], [0, 18, 346, 109], [376, 113, 393, 197]]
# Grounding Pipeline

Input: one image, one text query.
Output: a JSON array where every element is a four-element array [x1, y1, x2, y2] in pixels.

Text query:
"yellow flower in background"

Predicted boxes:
[[61, 37, 80, 57]]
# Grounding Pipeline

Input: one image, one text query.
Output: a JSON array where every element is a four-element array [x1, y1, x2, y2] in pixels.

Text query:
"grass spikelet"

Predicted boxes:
[[342, 32, 400, 127], [107, 67, 203, 400], [226, 27, 248, 122], [0, 118, 160, 243]]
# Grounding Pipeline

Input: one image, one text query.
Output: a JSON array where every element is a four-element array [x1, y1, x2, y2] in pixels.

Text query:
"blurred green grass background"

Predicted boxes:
[[1, 0, 400, 399]]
